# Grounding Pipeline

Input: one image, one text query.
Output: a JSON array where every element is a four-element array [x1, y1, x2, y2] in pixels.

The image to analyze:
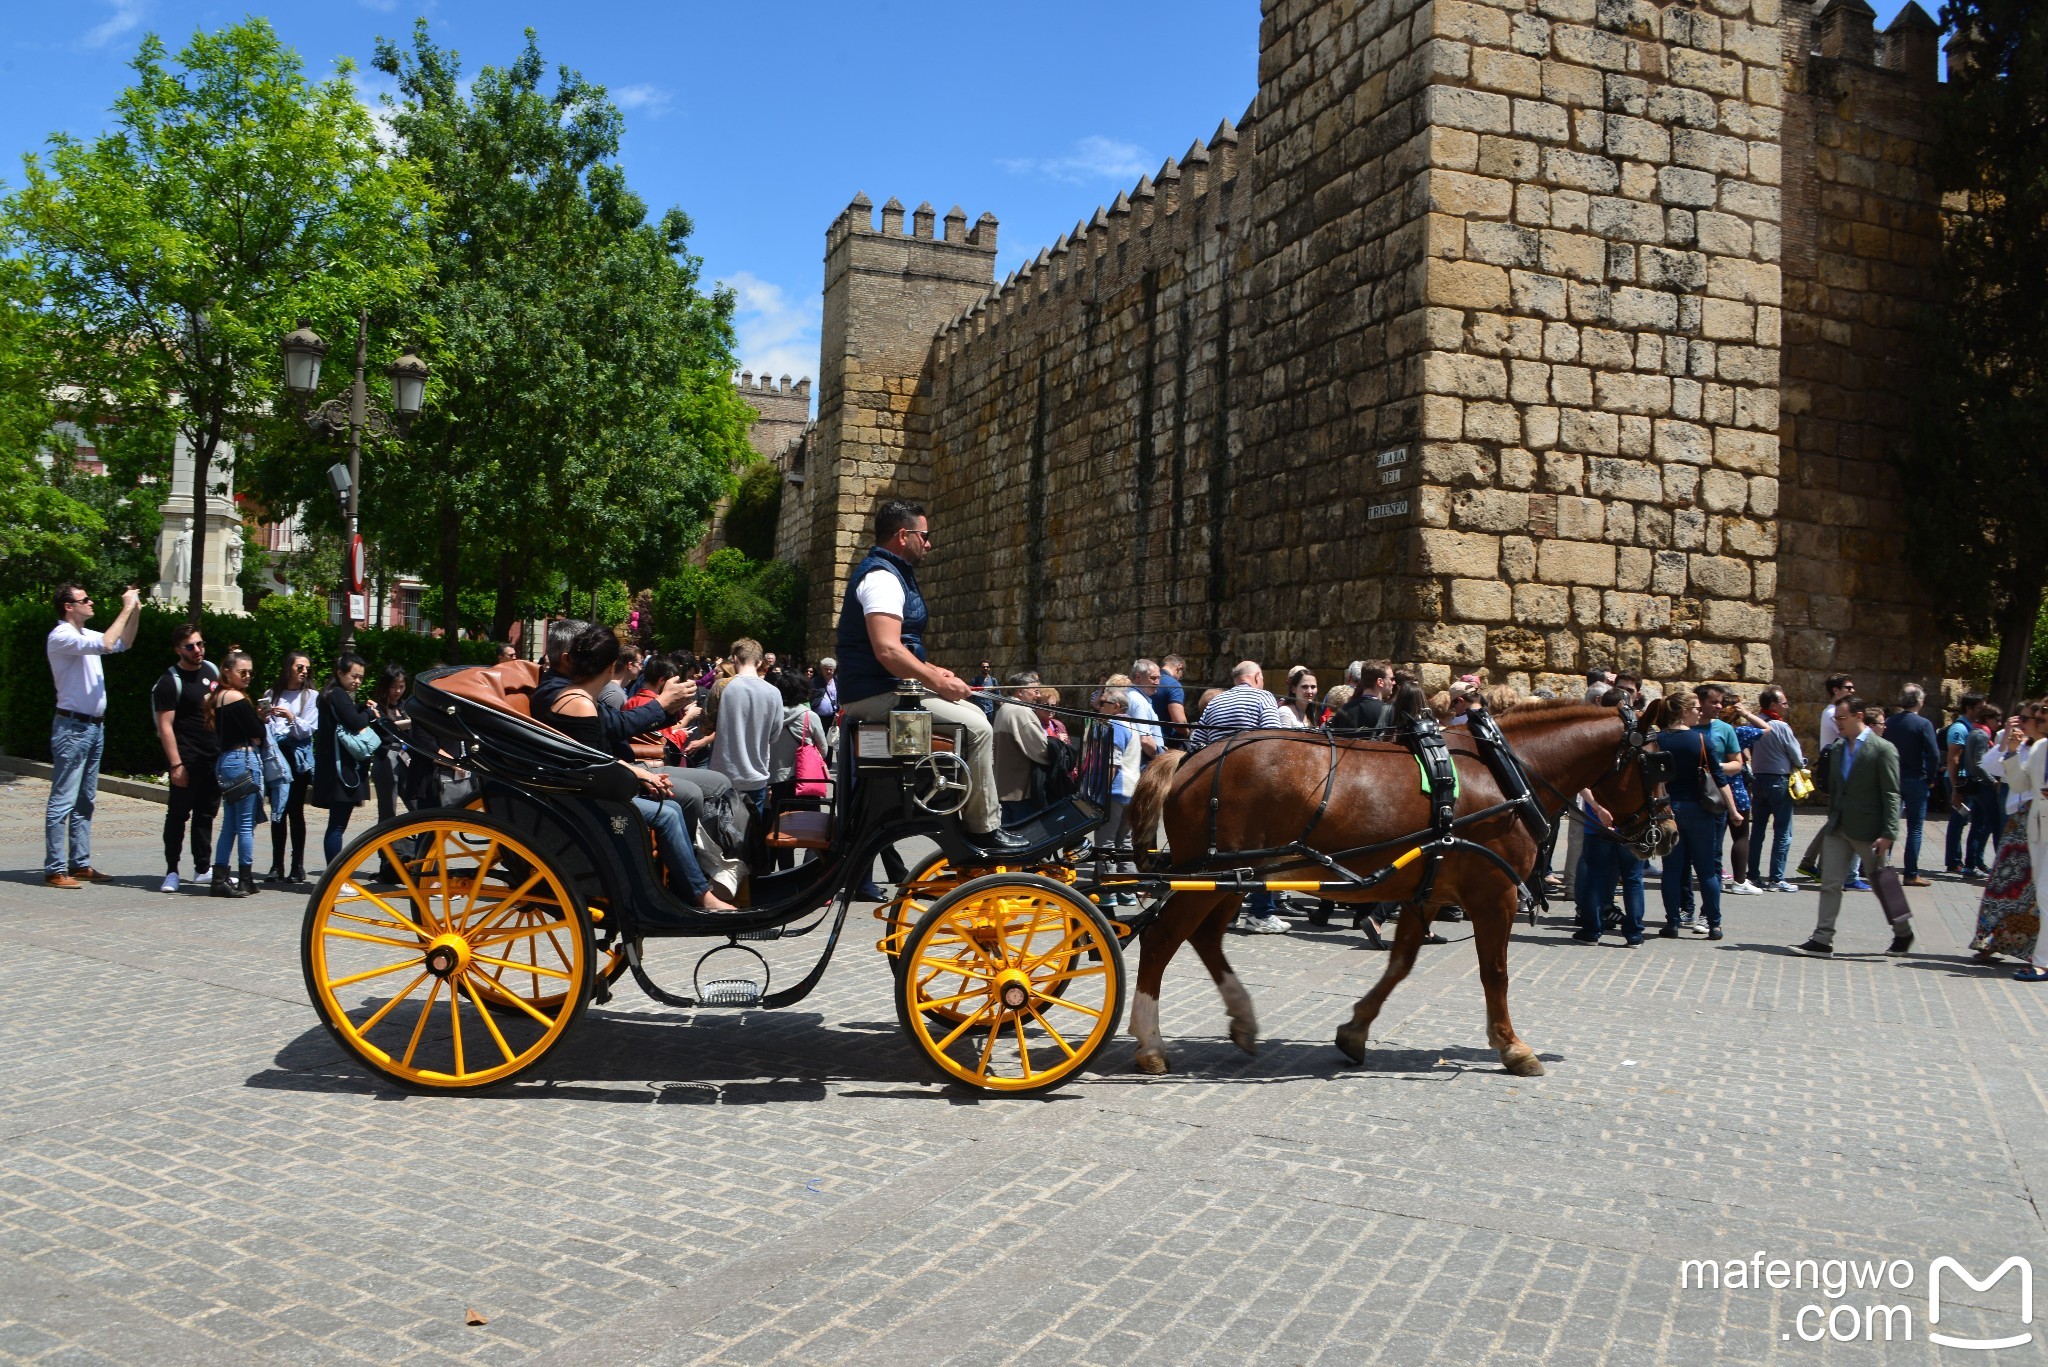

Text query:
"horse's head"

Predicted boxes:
[[1589, 701, 1679, 860]]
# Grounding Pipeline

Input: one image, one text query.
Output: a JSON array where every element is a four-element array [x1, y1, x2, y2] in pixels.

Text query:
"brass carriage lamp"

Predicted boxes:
[[386, 346, 429, 422], [280, 319, 328, 397]]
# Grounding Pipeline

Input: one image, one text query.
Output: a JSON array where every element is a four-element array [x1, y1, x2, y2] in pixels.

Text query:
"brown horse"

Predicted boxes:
[[1121, 702, 1676, 1077]]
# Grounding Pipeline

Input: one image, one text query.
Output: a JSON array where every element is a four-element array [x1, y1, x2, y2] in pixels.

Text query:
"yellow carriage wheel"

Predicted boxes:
[[896, 873, 1126, 1095], [878, 852, 961, 965], [301, 811, 592, 1091]]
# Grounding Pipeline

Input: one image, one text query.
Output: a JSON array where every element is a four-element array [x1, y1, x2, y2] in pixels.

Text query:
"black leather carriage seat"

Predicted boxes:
[[412, 662, 638, 802]]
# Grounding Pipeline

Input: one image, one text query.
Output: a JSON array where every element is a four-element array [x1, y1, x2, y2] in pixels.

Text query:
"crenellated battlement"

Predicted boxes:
[[929, 109, 1250, 362], [826, 192, 998, 254], [734, 372, 811, 400]]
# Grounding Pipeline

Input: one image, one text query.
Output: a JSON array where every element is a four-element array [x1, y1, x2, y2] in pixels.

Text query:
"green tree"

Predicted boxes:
[[3, 18, 431, 624], [650, 548, 805, 654], [367, 23, 754, 657], [723, 460, 785, 562], [1906, 0, 2048, 705], [0, 279, 110, 597]]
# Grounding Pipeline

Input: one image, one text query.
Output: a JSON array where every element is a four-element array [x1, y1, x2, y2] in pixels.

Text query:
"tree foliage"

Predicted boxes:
[[723, 461, 785, 562], [364, 24, 755, 656], [1906, 0, 2048, 705], [650, 549, 805, 655], [3, 18, 431, 622]]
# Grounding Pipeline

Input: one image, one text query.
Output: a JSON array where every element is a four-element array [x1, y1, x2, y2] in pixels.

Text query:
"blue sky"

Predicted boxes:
[[3, 0, 1928, 398]]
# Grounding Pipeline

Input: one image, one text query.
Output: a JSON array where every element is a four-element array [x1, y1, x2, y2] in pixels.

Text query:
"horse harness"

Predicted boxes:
[[1185, 705, 1672, 903]]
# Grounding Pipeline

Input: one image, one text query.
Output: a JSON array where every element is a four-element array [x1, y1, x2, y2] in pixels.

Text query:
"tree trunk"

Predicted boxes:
[[588, 582, 598, 622], [1991, 576, 2043, 709], [491, 550, 524, 645], [186, 427, 218, 625], [439, 500, 462, 663]]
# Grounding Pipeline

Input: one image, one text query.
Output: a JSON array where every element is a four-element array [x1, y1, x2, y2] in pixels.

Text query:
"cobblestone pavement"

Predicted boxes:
[[3, 769, 2047, 1365]]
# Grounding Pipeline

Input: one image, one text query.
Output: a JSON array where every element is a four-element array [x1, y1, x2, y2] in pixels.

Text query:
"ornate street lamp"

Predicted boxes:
[[281, 310, 428, 648]]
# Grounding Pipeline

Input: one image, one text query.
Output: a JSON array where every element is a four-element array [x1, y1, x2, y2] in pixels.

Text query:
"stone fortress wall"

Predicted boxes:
[[775, 0, 1952, 710]]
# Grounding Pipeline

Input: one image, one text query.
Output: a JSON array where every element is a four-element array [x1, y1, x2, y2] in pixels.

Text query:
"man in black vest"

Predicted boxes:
[[835, 498, 1026, 856]]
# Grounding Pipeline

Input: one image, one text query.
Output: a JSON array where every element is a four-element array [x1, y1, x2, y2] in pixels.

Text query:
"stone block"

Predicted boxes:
[[1464, 401, 1524, 444], [1511, 270, 1570, 318], [1509, 360, 1551, 404], [1706, 257, 1780, 305], [1690, 639, 1743, 678], [1537, 538, 1618, 585], [1594, 371, 1672, 415], [1742, 642, 1775, 681], [1587, 456, 1663, 502], [1428, 260, 1513, 310], [1721, 516, 1777, 557], [1501, 446, 1538, 489], [1573, 586, 1603, 625], [1542, 450, 1584, 491], [1414, 529, 1502, 578], [1603, 591, 1670, 632], [1702, 598, 1772, 639], [1552, 365, 1594, 405], [1452, 487, 1531, 532], [1688, 553, 1751, 597], [1644, 637, 1690, 676], [1450, 578, 1515, 621], [1514, 582, 1572, 625], [1539, 230, 1606, 282], [1425, 351, 1510, 398], [1700, 298, 1755, 341], [1502, 534, 1539, 581], [1698, 468, 1749, 512], [1673, 508, 1708, 550], [1432, 86, 1515, 134], [1422, 394, 1467, 439], [1558, 406, 1618, 453], [1474, 48, 1544, 97], [1557, 494, 1605, 541], [1619, 414, 1653, 457], [1513, 98, 1571, 142], [1713, 427, 1778, 473], [1657, 166, 1718, 207], [1525, 405, 1562, 449], [1431, 170, 1516, 218], [1588, 196, 1665, 242], [1662, 464, 1699, 503], [1412, 622, 1491, 664], [1748, 475, 1779, 517], [1617, 546, 1652, 590], [1653, 419, 1711, 465]]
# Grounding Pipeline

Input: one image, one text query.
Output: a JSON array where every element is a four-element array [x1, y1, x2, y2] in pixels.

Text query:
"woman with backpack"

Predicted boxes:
[[313, 653, 379, 867], [259, 651, 318, 886]]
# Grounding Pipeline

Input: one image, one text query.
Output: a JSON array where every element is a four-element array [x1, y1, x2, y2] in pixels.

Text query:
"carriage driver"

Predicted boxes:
[[835, 498, 1030, 858]]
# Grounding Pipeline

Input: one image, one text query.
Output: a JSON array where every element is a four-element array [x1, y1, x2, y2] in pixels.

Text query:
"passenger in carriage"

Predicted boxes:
[[534, 624, 736, 911]]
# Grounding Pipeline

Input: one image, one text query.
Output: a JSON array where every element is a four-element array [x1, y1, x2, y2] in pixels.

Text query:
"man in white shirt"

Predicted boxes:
[[832, 499, 1023, 856], [44, 583, 141, 888], [1126, 659, 1166, 763]]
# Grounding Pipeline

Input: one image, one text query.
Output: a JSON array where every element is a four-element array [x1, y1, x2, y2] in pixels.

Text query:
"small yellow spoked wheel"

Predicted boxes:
[[896, 873, 1125, 1095], [301, 811, 592, 1091]]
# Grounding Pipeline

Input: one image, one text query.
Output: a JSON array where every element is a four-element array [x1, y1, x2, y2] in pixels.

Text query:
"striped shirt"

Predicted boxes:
[[1190, 685, 1283, 750]]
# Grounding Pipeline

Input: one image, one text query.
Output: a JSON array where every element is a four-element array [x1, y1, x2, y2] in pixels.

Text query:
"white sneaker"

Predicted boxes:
[[1244, 914, 1290, 935], [1770, 880, 1799, 894], [159, 871, 179, 894], [1726, 881, 1761, 896]]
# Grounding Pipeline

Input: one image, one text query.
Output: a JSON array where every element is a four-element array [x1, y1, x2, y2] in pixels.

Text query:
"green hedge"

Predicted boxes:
[[0, 596, 495, 775]]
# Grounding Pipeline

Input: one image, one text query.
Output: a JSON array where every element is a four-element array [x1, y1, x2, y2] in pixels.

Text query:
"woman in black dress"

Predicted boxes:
[[313, 653, 377, 866]]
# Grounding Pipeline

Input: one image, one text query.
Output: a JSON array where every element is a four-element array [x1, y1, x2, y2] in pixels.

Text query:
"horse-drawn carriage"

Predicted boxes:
[[301, 660, 1681, 1095], [300, 662, 1134, 1095]]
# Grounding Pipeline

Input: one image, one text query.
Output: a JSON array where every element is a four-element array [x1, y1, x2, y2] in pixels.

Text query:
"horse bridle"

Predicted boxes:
[[1605, 701, 1679, 859]]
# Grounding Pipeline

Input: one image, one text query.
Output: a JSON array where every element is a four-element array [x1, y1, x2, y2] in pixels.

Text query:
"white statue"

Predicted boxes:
[[168, 518, 193, 588], [224, 534, 243, 581]]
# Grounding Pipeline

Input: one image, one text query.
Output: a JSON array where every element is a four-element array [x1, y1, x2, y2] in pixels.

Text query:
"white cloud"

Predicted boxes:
[[83, 0, 148, 49], [613, 84, 673, 118], [999, 135, 1153, 184], [724, 270, 819, 402]]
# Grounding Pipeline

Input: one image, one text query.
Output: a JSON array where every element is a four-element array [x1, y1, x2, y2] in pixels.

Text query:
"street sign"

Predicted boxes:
[[350, 535, 366, 594], [348, 593, 366, 624]]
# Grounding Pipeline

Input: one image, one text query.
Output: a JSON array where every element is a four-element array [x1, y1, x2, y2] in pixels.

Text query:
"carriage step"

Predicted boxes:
[[698, 979, 763, 1008]]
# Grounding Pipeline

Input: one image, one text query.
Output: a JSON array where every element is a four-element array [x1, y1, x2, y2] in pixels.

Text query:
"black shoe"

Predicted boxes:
[[1887, 929, 1914, 955], [966, 827, 1031, 858], [1571, 929, 1602, 944], [1357, 916, 1386, 950], [210, 869, 242, 899], [287, 865, 307, 885], [238, 866, 257, 896], [1658, 926, 1681, 939], [1706, 928, 1724, 941], [264, 865, 287, 885], [1789, 939, 1832, 957]]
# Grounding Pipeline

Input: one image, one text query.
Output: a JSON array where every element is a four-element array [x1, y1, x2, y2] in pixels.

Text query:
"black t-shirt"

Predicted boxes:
[[1337, 693, 1390, 731], [153, 662, 221, 763], [214, 697, 265, 752]]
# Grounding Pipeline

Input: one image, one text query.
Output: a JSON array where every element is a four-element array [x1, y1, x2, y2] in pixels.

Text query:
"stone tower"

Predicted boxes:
[[734, 372, 811, 461], [802, 195, 998, 645]]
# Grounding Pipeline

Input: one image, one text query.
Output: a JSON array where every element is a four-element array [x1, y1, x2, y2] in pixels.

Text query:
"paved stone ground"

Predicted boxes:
[[3, 769, 2047, 1365]]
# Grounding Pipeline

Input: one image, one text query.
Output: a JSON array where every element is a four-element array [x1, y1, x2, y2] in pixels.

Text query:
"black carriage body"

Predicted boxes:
[[403, 664, 1107, 943]]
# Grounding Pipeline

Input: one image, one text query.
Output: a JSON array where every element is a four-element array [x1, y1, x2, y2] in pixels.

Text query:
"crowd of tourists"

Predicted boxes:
[[34, 578, 2048, 982]]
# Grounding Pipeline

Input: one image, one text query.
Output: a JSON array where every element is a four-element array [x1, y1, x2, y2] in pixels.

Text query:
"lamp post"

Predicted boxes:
[[281, 310, 427, 650]]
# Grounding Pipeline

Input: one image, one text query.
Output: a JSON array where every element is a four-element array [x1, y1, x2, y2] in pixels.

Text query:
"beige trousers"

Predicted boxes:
[[839, 691, 1002, 834]]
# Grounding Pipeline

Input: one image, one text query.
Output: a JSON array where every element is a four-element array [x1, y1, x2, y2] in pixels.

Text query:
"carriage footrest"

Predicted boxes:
[[698, 979, 763, 1008]]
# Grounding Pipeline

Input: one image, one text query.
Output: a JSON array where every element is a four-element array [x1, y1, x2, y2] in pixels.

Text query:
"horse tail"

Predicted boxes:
[[1128, 749, 1187, 867]]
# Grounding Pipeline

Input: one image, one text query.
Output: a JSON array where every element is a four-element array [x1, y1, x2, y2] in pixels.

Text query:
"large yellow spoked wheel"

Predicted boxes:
[[878, 852, 961, 966], [896, 873, 1125, 1095], [301, 811, 592, 1091]]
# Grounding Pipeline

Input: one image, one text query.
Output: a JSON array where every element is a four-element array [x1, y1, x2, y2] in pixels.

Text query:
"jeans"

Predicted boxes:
[[323, 803, 359, 863], [1946, 786, 1972, 869], [45, 714, 104, 875], [1661, 800, 1727, 930], [635, 795, 710, 899], [166, 759, 221, 874], [1968, 786, 2003, 871], [1751, 774, 1796, 884], [1898, 779, 1929, 877], [1577, 834, 1644, 940], [212, 749, 261, 870]]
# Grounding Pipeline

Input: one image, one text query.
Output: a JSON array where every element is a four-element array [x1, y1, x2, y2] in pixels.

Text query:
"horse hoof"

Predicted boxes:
[[1229, 1021, 1259, 1057], [1134, 1049, 1171, 1075], [1502, 1046, 1545, 1077], [1335, 1025, 1366, 1065]]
